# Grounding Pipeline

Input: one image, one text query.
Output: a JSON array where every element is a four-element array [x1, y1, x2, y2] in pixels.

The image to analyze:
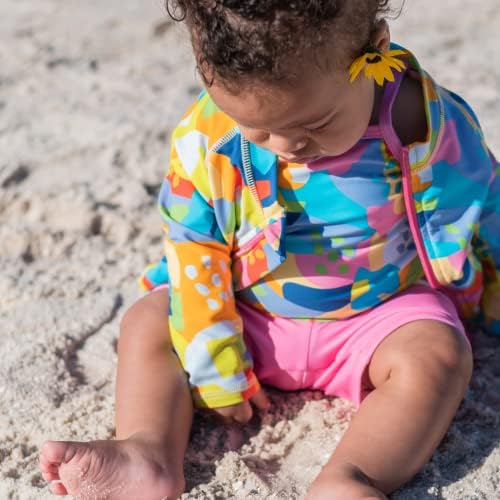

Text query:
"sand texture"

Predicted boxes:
[[1, 0, 499, 498]]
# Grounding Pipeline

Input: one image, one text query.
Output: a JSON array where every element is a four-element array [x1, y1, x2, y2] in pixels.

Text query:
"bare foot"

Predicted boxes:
[[39, 432, 184, 500]]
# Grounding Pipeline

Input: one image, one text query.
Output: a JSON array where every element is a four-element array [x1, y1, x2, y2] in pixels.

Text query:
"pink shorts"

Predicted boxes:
[[237, 284, 467, 407]]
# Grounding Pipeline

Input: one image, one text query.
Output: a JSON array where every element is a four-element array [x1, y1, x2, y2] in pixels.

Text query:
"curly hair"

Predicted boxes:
[[166, 0, 393, 89]]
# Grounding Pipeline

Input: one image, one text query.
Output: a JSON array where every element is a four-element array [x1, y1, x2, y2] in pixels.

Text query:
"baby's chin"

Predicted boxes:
[[283, 147, 353, 164], [279, 154, 323, 164], [275, 135, 365, 164], [320, 137, 366, 158]]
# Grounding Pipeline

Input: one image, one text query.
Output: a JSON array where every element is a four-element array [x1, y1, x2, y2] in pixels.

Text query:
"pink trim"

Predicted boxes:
[[361, 124, 382, 139], [152, 284, 169, 291], [232, 218, 282, 258], [233, 231, 266, 258], [374, 68, 439, 288], [400, 149, 440, 288], [379, 69, 405, 158]]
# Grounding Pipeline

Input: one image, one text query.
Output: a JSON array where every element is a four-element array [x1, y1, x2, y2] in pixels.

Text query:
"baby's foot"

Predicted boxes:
[[39, 433, 184, 500]]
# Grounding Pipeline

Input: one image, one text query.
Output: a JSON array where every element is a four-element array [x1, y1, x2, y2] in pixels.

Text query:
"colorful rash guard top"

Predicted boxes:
[[237, 74, 424, 317], [140, 46, 500, 409]]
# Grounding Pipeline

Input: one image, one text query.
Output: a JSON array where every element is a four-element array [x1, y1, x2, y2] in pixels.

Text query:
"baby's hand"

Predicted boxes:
[[212, 389, 270, 424]]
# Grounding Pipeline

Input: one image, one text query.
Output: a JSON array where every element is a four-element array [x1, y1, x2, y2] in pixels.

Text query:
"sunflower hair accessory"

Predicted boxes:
[[349, 46, 406, 86]]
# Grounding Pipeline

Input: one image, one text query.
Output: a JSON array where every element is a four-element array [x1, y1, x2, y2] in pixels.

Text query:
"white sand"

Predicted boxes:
[[1, 1, 499, 498]]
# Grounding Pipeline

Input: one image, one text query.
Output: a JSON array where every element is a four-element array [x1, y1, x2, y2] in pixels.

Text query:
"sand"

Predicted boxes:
[[1, 0, 499, 498]]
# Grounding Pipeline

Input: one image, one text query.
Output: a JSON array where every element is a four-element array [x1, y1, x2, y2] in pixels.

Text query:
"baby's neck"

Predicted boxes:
[[369, 83, 385, 126]]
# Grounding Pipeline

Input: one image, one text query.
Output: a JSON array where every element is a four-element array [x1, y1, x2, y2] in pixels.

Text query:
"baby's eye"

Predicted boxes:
[[306, 121, 331, 133]]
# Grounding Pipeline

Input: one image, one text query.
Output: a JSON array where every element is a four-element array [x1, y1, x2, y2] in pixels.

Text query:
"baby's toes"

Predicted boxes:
[[40, 440, 76, 465], [39, 450, 60, 479], [41, 466, 60, 482], [50, 481, 69, 496], [39, 440, 79, 489]]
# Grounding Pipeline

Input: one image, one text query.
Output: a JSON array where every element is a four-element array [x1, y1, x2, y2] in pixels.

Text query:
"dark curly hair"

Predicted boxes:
[[166, 1, 394, 90]]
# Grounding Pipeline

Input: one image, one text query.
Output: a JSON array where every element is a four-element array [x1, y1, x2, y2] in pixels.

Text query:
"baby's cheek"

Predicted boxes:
[[239, 127, 269, 146]]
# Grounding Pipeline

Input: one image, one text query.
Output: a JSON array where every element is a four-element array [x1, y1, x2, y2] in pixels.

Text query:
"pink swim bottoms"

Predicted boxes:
[[237, 284, 467, 406]]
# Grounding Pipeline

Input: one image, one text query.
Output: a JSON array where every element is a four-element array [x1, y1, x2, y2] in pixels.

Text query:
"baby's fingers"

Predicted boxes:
[[212, 400, 253, 424], [232, 400, 253, 424], [250, 389, 270, 411]]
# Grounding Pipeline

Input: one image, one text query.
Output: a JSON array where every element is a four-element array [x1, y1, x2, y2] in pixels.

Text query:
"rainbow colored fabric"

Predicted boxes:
[[236, 119, 425, 318], [141, 46, 500, 408]]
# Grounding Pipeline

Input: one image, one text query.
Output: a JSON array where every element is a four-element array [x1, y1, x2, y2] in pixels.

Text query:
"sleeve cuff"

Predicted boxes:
[[191, 372, 261, 409]]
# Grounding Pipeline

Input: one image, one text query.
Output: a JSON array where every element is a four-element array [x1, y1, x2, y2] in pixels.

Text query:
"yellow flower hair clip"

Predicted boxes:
[[349, 47, 406, 86]]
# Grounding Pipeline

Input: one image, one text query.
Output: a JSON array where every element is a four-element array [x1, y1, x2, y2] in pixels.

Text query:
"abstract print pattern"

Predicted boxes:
[[139, 46, 500, 407], [237, 137, 423, 318]]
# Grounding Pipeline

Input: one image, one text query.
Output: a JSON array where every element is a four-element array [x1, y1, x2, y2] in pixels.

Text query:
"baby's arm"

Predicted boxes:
[[152, 122, 264, 416], [161, 183, 260, 410], [130, 285, 269, 423]]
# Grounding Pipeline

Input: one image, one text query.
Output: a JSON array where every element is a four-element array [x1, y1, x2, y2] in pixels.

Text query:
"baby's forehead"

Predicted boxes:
[[207, 70, 348, 130]]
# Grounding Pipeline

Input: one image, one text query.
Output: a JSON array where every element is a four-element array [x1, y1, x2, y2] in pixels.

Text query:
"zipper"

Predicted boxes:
[[241, 137, 264, 211], [401, 147, 440, 288], [212, 128, 264, 213], [211, 127, 238, 154], [399, 75, 447, 285]]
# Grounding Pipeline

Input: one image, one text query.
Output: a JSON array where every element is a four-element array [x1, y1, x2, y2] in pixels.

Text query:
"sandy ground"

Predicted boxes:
[[1, 0, 499, 498]]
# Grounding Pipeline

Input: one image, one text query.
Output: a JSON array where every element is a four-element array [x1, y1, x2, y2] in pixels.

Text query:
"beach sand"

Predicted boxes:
[[1, 0, 499, 498]]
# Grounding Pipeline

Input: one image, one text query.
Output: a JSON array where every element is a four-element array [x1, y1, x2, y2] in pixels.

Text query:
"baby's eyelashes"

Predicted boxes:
[[304, 118, 334, 134]]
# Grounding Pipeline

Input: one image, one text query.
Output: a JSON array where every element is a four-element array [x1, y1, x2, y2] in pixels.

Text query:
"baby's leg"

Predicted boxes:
[[307, 320, 472, 500], [39, 289, 192, 499]]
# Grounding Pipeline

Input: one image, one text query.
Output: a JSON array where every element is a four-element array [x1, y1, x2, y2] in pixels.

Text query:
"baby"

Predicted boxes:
[[39, 1, 500, 499]]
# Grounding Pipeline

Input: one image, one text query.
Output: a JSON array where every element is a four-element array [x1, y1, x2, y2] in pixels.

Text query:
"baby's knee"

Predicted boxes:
[[119, 290, 171, 349], [398, 322, 472, 391]]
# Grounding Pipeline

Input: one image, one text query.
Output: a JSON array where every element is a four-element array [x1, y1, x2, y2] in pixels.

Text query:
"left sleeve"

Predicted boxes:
[[152, 116, 260, 408]]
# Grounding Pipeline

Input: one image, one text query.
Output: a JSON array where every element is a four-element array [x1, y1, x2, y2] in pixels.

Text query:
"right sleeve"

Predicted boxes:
[[160, 128, 260, 408], [477, 150, 500, 335]]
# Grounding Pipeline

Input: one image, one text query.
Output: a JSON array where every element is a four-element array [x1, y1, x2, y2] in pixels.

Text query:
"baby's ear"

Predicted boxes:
[[372, 19, 391, 52]]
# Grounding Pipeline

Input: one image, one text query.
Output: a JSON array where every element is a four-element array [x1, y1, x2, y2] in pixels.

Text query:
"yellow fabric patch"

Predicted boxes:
[[205, 336, 244, 378], [431, 256, 464, 284], [351, 279, 370, 300]]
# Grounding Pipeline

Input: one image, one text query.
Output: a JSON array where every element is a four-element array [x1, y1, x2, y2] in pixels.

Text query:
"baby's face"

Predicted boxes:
[[207, 66, 376, 163]]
